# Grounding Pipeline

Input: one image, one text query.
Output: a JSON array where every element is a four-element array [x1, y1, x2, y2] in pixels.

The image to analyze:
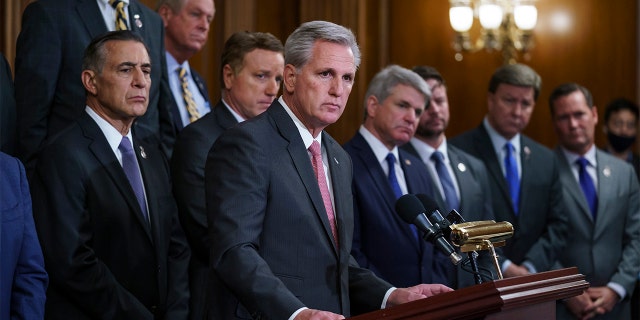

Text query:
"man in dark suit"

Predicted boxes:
[[0, 151, 48, 319], [0, 53, 16, 154], [404, 66, 497, 288], [343, 65, 446, 289], [30, 31, 190, 319], [549, 83, 640, 320], [205, 21, 452, 320], [15, 0, 171, 175], [157, 0, 214, 132], [450, 63, 568, 278], [170, 31, 284, 320]]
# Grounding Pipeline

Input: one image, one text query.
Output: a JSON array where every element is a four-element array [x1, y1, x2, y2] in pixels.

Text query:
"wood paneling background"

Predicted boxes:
[[4, 0, 638, 149]]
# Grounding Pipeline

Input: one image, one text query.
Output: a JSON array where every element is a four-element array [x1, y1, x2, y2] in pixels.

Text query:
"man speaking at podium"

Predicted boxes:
[[205, 21, 452, 320]]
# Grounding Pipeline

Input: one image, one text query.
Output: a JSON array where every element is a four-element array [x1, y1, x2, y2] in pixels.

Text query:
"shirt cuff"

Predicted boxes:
[[521, 261, 537, 273], [381, 287, 397, 309], [501, 259, 512, 272], [289, 307, 308, 320], [607, 282, 626, 300]]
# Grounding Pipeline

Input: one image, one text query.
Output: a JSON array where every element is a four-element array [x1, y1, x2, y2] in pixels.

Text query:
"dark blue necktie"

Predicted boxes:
[[430, 151, 459, 211], [119, 137, 148, 222], [386, 153, 403, 199], [576, 157, 598, 220], [504, 142, 520, 215]]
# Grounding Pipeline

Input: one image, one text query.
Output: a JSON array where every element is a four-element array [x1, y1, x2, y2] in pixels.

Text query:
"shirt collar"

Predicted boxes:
[[278, 96, 322, 149], [359, 126, 399, 166], [483, 116, 521, 156]]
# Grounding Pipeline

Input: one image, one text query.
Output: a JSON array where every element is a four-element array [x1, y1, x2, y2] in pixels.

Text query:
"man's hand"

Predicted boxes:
[[294, 309, 345, 320], [386, 284, 453, 308], [503, 264, 530, 278], [564, 292, 596, 320], [587, 286, 619, 316]]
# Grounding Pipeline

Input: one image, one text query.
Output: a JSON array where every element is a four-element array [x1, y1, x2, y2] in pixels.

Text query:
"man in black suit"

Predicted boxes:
[[157, 0, 215, 132], [170, 30, 284, 320], [205, 21, 452, 320], [0, 53, 16, 155], [15, 0, 172, 175], [450, 63, 568, 278], [404, 66, 497, 288], [30, 31, 190, 319]]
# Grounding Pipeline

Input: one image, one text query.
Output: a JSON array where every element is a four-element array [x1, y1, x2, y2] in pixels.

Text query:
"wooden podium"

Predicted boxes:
[[349, 267, 588, 320]]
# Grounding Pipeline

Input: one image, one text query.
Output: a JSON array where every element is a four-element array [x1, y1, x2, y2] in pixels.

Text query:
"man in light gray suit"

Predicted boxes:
[[403, 66, 498, 289], [549, 82, 640, 320]]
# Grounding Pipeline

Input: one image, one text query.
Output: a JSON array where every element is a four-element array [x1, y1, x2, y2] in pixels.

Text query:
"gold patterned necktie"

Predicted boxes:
[[177, 67, 201, 123], [109, 0, 128, 31]]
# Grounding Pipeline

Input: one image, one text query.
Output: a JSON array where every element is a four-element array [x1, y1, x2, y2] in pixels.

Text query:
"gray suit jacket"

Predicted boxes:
[[205, 101, 392, 319], [554, 147, 640, 320], [404, 141, 498, 288], [450, 124, 568, 271]]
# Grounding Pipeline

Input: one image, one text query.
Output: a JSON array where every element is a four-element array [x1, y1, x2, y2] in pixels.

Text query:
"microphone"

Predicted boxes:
[[395, 194, 462, 265], [415, 193, 455, 237]]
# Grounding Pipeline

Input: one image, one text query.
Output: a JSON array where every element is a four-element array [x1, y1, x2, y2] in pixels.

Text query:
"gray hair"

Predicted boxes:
[[284, 20, 360, 71], [488, 63, 541, 100], [364, 65, 431, 118], [155, 0, 186, 11]]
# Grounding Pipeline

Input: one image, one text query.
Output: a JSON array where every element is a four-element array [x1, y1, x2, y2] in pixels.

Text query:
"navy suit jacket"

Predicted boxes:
[[170, 101, 236, 320], [0, 152, 48, 319], [205, 101, 392, 319], [15, 0, 172, 175], [403, 141, 498, 288], [30, 112, 190, 319], [450, 124, 568, 271], [343, 132, 446, 288]]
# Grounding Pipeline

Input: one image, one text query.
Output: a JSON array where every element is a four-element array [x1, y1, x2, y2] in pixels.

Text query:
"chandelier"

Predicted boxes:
[[449, 0, 538, 64]]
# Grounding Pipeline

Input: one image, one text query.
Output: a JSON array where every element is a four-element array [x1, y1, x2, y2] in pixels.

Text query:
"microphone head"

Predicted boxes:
[[395, 194, 425, 224], [415, 193, 439, 213]]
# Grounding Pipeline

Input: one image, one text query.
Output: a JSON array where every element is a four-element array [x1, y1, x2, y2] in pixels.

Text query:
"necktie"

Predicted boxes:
[[431, 151, 459, 211], [109, 0, 128, 31], [385, 153, 403, 199], [118, 137, 148, 222], [576, 157, 598, 220], [177, 67, 201, 123], [504, 142, 520, 214], [309, 141, 338, 245]]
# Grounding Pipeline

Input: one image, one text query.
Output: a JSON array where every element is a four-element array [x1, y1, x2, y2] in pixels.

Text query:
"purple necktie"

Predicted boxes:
[[118, 136, 148, 222]]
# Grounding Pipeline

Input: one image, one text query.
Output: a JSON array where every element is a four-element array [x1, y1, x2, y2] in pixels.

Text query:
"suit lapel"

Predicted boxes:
[[76, 0, 108, 39], [555, 147, 594, 223], [127, 2, 148, 37], [403, 142, 447, 211], [269, 103, 339, 254], [448, 149, 471, 213], [474, 126, 514, 215], [79, 114, 153, 239], [594, 150, 616, 236]]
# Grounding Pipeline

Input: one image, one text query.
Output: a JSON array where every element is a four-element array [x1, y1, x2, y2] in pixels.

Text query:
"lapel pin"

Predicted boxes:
[[334, 157, 339, 165], [603, 166, 611, 177], [457, 162, 466, 172], [524, 146, 531, 160], [404, 159, 411, 166], [139, 146, 147, 159], [134, 14, 143, 29]]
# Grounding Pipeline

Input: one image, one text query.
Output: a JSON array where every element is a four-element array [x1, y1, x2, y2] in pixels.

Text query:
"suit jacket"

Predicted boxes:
[[170, 101, 236, 320], [554, 148, 640, 320], [15, 0, 172, 175], [167, 68, 211, 133], [403, 141, 497, 288], [343, 132, 445, 288], [30, 112, 190, 319], [450, 124, 568, 271], [0, 152, 48, 319], [0, 53, 16, 155], [205, 101, 392, 319]]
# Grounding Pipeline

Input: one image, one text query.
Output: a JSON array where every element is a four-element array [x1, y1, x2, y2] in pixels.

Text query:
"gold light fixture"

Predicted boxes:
[[449, 0, 538, 64]]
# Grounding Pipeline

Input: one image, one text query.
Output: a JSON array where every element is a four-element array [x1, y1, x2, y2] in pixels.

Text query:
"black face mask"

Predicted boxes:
[[607, 131, 637, 152]]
